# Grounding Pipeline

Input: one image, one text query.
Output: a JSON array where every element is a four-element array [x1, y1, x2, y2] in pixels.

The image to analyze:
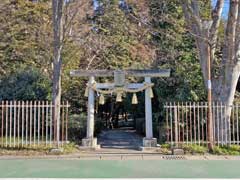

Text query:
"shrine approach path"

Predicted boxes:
[[97, 128, 143, 150]]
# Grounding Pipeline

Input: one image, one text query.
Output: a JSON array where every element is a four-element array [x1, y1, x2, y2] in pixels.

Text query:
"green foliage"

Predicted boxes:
[[0, 142, 78, 155], [144, 0, 206, 140], [62, 142, 78, 154], [0, 0, 51, 75], [160, 144, 240, 155], [75, 0, 156, 71], [68, 113, 87, 143], [150, 0, 205, 103], [161, 144, 171, 149], [212, 145, 240, 155], [182, 144, 208, 154], [0, 67, 51, 100]]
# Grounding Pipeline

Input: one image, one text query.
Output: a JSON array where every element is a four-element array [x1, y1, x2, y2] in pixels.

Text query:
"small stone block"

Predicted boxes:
[[143, 138, 157, 147], [82, 138, 98, 148], [49, 148, 64, 155], [172, 148, 184, 155]]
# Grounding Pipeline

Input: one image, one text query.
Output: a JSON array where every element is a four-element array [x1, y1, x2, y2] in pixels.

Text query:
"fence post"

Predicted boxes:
[[30, 101, 32, 146], [237, 102, 239, 145], [66, 101, 69, 142], [50, 101, 53, 146], [193, 102, 196, 144], [232, 103, 235, 144], [216, 102, 219, 146], [5, 101, 8, 147], [9, 101, 12, 147], [26, 101, 29, 146], [13, 101, 16, 147], [46, 101, 49, 145], [166, 102, 169, 143], [197, 102, 200, 145], [190, 102, 192, 144], [1, 101, 4, 147], [174, 103, 178, 147], [21, 101, 24, 147], [61, 102, 65, 146], [213, 102, 216, 145], [181, 102, 184, 143], [42, 101, 45, 143], [33, 101, 36, 147], [38, 101, 40, 145], [186, 102, 189, 145], [17, 101, 20, 147], [170, 102, 173, 146]]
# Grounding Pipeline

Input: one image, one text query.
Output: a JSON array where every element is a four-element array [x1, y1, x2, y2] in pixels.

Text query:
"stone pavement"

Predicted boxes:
[[97, 128, 143, 150]]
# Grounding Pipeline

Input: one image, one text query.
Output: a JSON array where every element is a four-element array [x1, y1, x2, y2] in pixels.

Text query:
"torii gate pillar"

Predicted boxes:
[[143, 77, 157, 147], [82, 76, 98, 148]]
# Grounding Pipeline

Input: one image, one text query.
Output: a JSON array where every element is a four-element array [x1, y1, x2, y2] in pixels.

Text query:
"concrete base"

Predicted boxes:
[[142, 138, 157, 147], [81, 138, 99, 149]]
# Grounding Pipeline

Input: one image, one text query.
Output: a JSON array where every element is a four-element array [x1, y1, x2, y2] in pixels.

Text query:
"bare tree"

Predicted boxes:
[[181, 0, 240, 144], [52, 0, 64, 146]]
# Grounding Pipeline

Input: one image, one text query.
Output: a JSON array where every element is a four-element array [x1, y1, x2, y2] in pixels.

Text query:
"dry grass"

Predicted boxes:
[[0, 142, 79, 156]]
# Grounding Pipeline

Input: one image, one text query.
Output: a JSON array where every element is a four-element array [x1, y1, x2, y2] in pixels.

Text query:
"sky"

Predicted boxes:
[[212, 0, 229, 18]]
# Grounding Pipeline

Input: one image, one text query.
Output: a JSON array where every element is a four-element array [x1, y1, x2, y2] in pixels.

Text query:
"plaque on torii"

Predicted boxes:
[[70, 69, 170, 149]]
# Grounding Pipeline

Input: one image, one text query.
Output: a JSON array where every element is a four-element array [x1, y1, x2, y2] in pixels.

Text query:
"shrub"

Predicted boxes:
[[212, 145, 240, 155], [68, 113, 87, 144], [161, 144, 171, 149], [182, 144, 208, 154]]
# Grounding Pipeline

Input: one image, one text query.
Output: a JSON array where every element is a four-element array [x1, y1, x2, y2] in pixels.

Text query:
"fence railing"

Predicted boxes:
[[164, 102, 240, 146], [0, 101, 70, 148]]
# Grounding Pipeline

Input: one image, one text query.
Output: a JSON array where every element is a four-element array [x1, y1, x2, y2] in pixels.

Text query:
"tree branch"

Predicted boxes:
[[210, 0, 224, 45], [223, 0, 238, 64], [235, 1, 240, 58], [180, 0, 203, 37]]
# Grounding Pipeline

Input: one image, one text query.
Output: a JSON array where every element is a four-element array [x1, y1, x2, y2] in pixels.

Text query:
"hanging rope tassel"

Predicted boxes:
[[116, 92, 122, 102], [132, 93, 138, 104], [84, 87, 89, 97], [99, 94, 105, 105], [149, 87, 154, 98]]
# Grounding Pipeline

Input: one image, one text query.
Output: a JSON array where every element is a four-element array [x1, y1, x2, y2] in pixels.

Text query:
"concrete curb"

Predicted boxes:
[[1, 154, 240, 160]]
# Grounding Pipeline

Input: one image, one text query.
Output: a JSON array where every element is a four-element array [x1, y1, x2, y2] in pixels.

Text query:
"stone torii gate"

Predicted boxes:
[[70, 69, 170, 149]]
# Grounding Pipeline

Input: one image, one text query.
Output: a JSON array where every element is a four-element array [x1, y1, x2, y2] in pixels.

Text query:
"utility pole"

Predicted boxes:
[[207, 44, 214, 151]]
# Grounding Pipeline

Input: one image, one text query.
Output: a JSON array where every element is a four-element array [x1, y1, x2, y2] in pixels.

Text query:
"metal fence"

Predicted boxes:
[[0, 101, 69, 148], [164, 102, 240, 146]]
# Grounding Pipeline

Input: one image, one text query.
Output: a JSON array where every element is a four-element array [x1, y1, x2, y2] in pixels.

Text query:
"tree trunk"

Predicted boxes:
[[212, 65, 240, 144], [191, 32, 240, 145], [180, 0, 240, 146], [52, 0, 64, 146]]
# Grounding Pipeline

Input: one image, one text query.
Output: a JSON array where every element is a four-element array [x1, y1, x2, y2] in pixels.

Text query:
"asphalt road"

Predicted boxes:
[[0, 159, 240, 178]]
